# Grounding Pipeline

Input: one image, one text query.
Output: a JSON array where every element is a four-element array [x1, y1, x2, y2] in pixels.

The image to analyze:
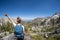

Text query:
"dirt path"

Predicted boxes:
[[1, 33, 31, 40]]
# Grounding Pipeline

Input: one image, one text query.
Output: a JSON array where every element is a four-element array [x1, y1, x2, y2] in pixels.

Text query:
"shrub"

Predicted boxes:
[[31, 35, 45, 40]]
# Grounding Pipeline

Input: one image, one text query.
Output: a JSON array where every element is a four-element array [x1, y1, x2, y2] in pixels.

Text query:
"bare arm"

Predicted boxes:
[[4, 14, 16, 26], [22, 25, 25, 34]]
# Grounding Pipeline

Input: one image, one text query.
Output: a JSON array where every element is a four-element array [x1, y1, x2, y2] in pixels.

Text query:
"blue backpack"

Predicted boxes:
[[14, 25, 24, 38]]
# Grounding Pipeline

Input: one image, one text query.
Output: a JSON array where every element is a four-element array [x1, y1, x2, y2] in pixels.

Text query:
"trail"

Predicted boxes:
[[0, 33, 31, 40]]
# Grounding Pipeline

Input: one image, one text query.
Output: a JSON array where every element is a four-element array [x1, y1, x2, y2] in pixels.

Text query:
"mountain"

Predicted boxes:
[[0, 13, 60, 27], [30, 13, 60, 28], [45, 13, 60, 27]]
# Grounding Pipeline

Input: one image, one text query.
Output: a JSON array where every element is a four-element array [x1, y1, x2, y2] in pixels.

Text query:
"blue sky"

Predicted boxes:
[[0, 0, 60, 20]]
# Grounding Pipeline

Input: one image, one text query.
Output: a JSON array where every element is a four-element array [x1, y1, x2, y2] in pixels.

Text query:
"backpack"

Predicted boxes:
[[14, 25, 24, 38]]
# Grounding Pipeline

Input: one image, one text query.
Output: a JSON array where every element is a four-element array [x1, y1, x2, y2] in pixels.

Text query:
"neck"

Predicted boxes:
[[16, 23, 21, 25], [16, 23, 20, 24]]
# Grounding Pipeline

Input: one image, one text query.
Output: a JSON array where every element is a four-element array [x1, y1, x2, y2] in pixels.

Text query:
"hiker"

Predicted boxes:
[[4, 14, 25, 40]]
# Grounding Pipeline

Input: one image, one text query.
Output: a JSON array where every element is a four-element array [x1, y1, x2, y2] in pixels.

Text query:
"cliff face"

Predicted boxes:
[[44, 13, 60, 27], [31, 13, 60, 28]]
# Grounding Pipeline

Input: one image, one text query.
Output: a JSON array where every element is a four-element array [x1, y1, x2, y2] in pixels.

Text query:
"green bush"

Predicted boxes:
[[47, 34, 60, 40], [0, 21, 14, 33], [31, 35, 45, 40], [25, 24, 31, 32], [47, 36, 56, 40]]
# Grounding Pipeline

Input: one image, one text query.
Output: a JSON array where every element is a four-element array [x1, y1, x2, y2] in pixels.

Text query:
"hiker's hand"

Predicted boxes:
[[4, 14, 8, 16]]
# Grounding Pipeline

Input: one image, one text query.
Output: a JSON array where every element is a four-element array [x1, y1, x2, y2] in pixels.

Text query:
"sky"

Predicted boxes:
[[0, 0, 60, 20]]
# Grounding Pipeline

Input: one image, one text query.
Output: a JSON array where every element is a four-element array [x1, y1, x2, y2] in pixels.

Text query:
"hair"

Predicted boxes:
[[17, 17, 21, 23]]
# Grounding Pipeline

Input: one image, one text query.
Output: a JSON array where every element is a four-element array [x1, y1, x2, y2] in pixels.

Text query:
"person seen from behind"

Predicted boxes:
[[4, 14, 25, 40]]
